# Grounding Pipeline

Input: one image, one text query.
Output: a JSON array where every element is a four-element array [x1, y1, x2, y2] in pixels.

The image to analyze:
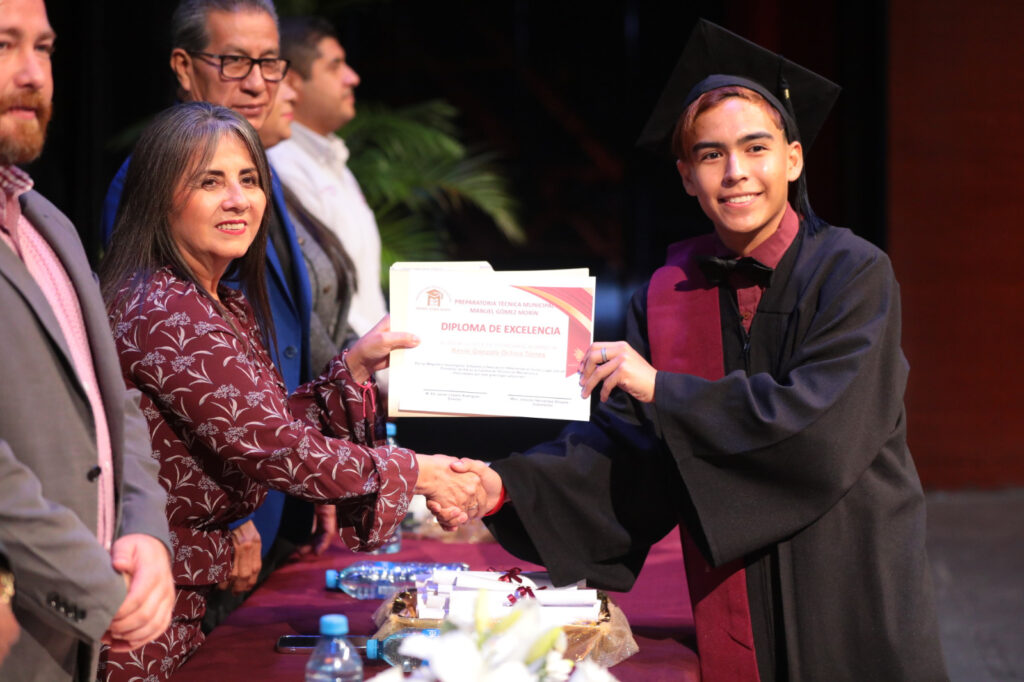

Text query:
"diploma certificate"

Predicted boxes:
[[389, 263, 595, 421]]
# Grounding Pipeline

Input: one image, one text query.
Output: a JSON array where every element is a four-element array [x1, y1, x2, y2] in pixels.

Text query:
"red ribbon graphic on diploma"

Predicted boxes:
[[511, 286, 595, 377]]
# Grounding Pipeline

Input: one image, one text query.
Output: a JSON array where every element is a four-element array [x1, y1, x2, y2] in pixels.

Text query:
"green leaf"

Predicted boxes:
[[488, 605, 525, 638], [342, 99, 525, 270], [526, 627, 565, 664], [343, 100, 464, 163], [377, 209, 447, 291]]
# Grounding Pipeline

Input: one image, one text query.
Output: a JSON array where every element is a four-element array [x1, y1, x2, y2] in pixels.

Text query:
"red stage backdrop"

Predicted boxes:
[[888, 0, 1024, 487]]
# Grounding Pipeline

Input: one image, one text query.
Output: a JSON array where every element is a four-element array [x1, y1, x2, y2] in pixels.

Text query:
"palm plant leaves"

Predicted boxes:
[[429, 152, 521, 244], [343, 100, 465, 161], [376, 208, 447, 273], [340, 100, 524, 284]]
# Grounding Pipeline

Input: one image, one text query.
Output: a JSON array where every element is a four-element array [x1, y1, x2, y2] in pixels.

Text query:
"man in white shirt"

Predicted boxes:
[[268, 16, 389, 385]]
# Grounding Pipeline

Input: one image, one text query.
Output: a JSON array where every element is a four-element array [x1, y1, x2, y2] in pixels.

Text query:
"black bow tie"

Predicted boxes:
[[696, 255, 774, 288]]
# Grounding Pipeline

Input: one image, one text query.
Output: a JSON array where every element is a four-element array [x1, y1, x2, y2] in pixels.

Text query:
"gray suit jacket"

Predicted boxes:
[[0, 190, 171, 682]]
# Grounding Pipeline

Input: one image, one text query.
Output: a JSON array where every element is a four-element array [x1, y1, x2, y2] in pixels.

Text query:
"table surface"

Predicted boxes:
[[180, 531, 699, 681]]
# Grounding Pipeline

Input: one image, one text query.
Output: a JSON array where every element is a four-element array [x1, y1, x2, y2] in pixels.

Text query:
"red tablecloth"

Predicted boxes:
[[179, 532, 699, 681]]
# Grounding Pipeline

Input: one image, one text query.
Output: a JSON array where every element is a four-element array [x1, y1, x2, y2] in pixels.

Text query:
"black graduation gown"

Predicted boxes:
[[484, 222, 949, 681]]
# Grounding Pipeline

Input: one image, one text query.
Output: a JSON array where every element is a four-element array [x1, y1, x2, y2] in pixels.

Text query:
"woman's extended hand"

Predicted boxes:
[[413, 454, 488, 530], [345, 315, 420, 384], [447, 458, 503, 518], [578, 341, 657, 403]]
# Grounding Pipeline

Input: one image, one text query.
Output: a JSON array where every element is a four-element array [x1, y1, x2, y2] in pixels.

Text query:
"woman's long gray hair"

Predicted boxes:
[[100, 101, 276, 350]]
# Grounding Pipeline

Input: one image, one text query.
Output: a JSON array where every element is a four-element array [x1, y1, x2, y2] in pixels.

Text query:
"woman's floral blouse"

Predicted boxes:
[[109, 268, 417, 586]]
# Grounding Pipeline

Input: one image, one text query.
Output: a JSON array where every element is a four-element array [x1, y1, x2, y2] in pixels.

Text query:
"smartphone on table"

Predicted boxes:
[[275, 634, 319, 653], [275, 634, 369, 654]]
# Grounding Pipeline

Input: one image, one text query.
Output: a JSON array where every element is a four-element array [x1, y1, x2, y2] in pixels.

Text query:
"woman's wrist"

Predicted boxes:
[[412, 454, 429, 495], [341, 349, 371, 385]]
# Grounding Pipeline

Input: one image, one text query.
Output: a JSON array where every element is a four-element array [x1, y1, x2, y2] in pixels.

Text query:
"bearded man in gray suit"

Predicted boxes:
[[0, 0, 175, 680]]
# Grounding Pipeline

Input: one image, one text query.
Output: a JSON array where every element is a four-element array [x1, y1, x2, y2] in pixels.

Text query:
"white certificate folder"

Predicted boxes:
[[388, 262, 595, 421]]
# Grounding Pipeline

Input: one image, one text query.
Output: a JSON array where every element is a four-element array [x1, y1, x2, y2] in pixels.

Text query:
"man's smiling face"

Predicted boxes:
[[677, 95, 803, 255]]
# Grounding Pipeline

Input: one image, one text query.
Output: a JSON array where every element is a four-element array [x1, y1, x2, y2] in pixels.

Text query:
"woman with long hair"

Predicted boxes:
[[98, 102, 481, 680]]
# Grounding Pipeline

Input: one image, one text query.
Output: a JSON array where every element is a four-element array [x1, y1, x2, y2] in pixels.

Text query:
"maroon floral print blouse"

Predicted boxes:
[[109, 268, 417, 586]]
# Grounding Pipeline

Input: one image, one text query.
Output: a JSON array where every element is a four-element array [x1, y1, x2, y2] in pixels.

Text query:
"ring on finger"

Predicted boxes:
[[600, 347, 608, 364]]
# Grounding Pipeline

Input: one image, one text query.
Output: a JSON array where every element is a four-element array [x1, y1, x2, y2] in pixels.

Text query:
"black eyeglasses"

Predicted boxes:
[[188, 51, 291, 82]]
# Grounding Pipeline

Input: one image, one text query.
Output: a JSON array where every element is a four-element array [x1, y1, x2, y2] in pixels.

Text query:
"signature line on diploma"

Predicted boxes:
[[426, 389, 487, 395], [508, 394, 568, 400]]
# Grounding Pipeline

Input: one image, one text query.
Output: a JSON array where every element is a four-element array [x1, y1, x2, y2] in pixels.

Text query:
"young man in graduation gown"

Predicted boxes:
[[459, 20, 949, 682]]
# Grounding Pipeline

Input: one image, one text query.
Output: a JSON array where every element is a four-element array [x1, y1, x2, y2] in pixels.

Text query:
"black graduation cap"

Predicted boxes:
[[637, 19, 841, 158]]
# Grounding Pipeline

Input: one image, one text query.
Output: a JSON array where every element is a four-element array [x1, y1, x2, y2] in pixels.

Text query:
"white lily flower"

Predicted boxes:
[[420, 630, 486, 682], [398, 630, 448, 661], [539, 649, 575, 682], [366, 668, 406, 682], [481, 602, 544, 668], [481, 659, 535, 682], [568, 659, 619, 682]]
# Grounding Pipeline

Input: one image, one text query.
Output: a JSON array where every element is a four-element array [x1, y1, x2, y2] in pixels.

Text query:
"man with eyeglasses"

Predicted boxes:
[[167, 4, 288, 131], [99, 0, 318, 643]]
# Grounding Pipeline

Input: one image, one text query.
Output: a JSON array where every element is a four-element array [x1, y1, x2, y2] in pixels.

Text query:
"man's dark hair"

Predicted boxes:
[[279, 16, 338, 80], [171, 0, 279, 52]]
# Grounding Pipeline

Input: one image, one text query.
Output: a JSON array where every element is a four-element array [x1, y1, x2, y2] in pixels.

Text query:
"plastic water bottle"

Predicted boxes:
[[365, 628, 440, 672], [370, 424, 403, 555], [305, 614, 363, 682], [325, 561, 469, 600]]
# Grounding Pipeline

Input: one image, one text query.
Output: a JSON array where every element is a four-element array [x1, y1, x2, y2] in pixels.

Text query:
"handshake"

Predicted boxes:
[[413, 455, 504, 530]]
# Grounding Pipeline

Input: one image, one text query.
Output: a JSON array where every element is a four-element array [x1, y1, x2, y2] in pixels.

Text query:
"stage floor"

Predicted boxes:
[[927, 488, 1024, 681]]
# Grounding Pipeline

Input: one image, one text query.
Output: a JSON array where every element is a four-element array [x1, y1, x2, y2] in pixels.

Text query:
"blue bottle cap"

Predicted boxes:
[[386, 422, 397, 438], [319, 614, 349, 636], [366, 638, 379, 659], [325, 569, 339, 589]]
